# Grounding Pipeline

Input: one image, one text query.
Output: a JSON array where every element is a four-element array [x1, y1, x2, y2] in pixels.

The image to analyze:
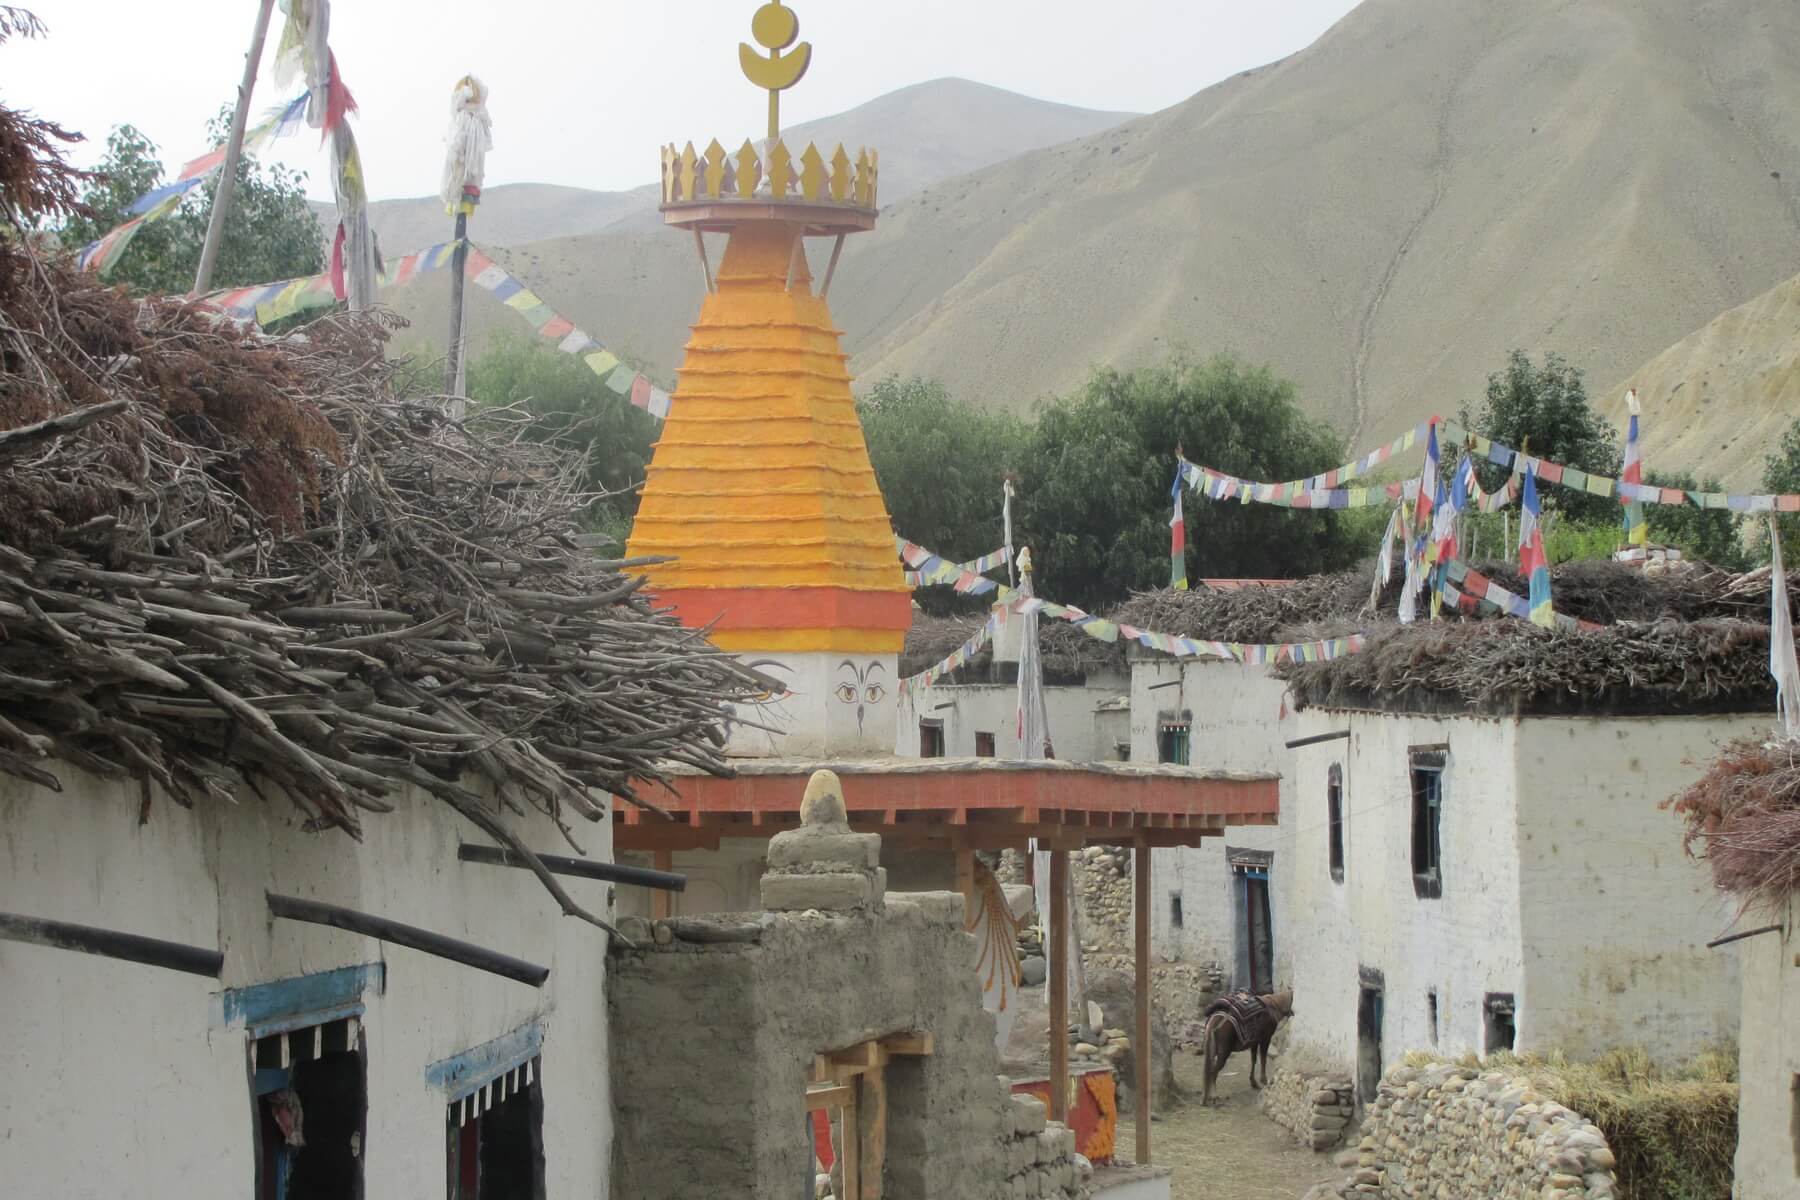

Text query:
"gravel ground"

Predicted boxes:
[[1112, 1053, 1344, 1200]]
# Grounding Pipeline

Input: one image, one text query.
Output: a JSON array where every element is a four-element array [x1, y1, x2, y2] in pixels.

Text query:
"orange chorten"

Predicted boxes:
[[627, 136, 909, 655]]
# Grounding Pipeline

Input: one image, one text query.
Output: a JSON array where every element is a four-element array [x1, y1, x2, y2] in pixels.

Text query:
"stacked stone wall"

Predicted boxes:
[[1308, 1060, 1618, 1200], [1261, 1064, 1356, 1151], [1002, 1093, 1091, 1200]]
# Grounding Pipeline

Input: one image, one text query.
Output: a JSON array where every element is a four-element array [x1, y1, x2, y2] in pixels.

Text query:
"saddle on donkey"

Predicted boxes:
[[1203, 990, 1277, 1049]]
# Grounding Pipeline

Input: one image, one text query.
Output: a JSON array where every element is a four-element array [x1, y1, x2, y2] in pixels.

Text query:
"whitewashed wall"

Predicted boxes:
[[1284, 708, 1525, 1070], [1283, 706, 1759, 1081], [1732, 894, 1798, 1200], [0, 768, 615, 1199], [1133, 657, 1293, 988], [1512, 715, 1754, 1061], [891, 675, 1127, 763]]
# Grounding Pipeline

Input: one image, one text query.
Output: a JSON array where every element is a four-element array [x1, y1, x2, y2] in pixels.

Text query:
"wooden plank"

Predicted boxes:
[[1133, 833, 1152, 1165], [805, 1083, 853, 1112], [955, 849, 976, 927], [1048, 849, 1070, 1124], [880, 1031, 934, 1057], [840, 1079, 862, 1200], [652, 849, 673, 920], [827, 1039, 889, 1079], [859, 1064, 888, 1199]]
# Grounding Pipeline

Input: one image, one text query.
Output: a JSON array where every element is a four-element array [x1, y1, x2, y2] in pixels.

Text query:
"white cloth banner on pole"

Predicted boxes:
[[1769, 518, 1800, 737]]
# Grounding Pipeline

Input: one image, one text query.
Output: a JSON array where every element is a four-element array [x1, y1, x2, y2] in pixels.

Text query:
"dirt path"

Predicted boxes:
[[1113, 1054, 1343, 1200]]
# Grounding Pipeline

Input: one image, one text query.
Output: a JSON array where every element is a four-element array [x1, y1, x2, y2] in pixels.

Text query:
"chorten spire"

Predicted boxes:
[[627, 3, 909, 757]]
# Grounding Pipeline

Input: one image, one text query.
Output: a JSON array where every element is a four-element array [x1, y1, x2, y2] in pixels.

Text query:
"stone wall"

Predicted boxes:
[[1308, 1060, 1618, 1200], [609, 770, 1091, 1200], [1261, 1063, 1357, 1151], [1003, 1093, 1091, 1200]]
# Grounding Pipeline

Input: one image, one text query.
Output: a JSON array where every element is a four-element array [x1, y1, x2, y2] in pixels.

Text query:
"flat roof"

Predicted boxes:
[[615, 756, 1279, 852]]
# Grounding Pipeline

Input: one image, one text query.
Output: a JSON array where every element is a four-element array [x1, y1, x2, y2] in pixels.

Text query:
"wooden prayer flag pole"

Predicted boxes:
[[192, 0, 276, 296]]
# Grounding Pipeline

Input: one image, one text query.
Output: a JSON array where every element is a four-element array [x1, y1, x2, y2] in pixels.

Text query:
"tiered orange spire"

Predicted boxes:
[[625, 3, 909, 655]]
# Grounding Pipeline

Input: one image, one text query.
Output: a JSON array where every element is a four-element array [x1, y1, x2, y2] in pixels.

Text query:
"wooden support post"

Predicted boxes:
[[1133, 834, 1152, 1165], [444, 209, 471, 403], [1048, 848, 1070, 1124], [652, 848, 674, 920], [692, 228, 716, 293], [192, 0, 275, 296], [820, 232, 847, 298], [840, 1079, 861, 1200], [955, 848, 976, 927], [859, 1064, 888, 1200]]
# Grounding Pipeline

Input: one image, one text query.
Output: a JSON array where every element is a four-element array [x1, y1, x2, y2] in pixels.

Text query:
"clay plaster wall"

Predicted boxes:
[[0, 767, 615, 1198], [1284, 706, 1758, 1086], [1732, 893, 1799, 1200], [1511, 715, 1756, 1061], [893, 675, 1126, 764], [1132, 657, 1293, 989], [608, 899, 1020, 1199]]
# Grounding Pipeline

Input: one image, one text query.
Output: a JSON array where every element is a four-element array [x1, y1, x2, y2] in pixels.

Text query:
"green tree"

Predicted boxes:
[[1766, 416, 1800, 562], [1643, 469, 1748, 570], [466, 332, 658, 545], [1461, 351, 1621, 524], [1017, 353, 1357, 610], [859, 376, 1028, 607], [58, 110, 323, 295]]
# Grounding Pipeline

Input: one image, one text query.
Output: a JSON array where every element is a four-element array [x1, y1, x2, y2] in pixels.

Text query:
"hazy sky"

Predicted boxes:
[[8, 1, 1360, 201]]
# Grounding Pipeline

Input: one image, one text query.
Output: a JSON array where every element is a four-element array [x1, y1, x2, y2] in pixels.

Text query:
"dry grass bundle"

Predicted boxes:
[[1276, 619, 1773, 715], [1665, 735, 1800, 913], [0, 237, 767, 929], [1110, 571, 1378, 644], [901, 611, 983, 675], [1425, 1047, 1740, 1200]]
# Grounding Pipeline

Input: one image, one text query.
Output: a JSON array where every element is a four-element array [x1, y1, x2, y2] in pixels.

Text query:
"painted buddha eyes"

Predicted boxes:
[[864, 684, 886, 704], [835, 683, 860, 704]]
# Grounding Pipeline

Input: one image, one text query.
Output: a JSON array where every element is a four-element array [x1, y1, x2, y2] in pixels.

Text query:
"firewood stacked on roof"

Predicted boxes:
[[0, 240, 767, 929]]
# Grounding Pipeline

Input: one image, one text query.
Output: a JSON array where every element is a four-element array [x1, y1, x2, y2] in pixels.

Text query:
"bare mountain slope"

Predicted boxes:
[[840, 0, 1800, 441], [347, 78, 1134, 252], [1601, 269, 1800, 492], [386, 0, 1800, 445]]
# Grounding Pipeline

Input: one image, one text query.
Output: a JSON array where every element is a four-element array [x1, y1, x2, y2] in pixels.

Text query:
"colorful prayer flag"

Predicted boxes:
[[1519, 468, 1554, 628], [1169, 463, 1188, 591]]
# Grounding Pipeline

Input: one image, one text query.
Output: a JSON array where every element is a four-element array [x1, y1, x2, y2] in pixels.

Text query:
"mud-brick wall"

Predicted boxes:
[[608, 897, 1030, 1200], [1311, 1061, 1617, 1200]]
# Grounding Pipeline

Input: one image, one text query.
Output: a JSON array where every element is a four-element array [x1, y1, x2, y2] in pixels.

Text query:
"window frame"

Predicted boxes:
[[974, 730, 996, 758], [1409, 747, 1446, 900], [918, 719, 945, 758], [1327, 762, 1346, 883], [1157, 721, 1191, 766]]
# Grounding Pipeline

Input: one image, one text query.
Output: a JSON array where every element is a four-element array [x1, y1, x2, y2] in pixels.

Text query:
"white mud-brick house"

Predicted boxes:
[[1109, 577, 1378, 995], [1664, 728, 1800, 1200], [1129, 651, 1289, 993], [895, 612, 1128, 764], [1274, 615, 1778, 1104], [0, 264, 765, 1197]]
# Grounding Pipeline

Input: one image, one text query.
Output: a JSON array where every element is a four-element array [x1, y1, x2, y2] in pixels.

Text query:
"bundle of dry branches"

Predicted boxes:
[[0, 244, 767, 929], [1666, 735, 1800, 914], [1276, 618, 1774, 715]]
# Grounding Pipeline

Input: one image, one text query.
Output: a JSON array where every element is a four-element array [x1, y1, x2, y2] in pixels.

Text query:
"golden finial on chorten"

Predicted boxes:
[[739, 1, 812, 141]]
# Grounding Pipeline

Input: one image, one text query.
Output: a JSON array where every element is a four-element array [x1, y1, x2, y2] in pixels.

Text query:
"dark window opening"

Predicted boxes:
[[974, 731, 996, 758], [1790, 1072, 1799, 1177], [1427, 989, 1439, 1046], [1410, 749, 1445, 899], [1356, 976, 1384, 1104], [1484, 993, 1516, 1055], [1169, 893, 1184, 929], [1114, 740, 1131, 762], [1157, 721, 1190, 765], [254, 1018, 366, 1200], [1327, 762, 1345, 883], [919, 720, 945, 758], [448, 1060, 545, 1200]]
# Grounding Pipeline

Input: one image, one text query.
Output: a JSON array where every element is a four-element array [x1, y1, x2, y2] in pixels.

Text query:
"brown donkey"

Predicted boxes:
[[1199, 988, 1294, 1106]]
